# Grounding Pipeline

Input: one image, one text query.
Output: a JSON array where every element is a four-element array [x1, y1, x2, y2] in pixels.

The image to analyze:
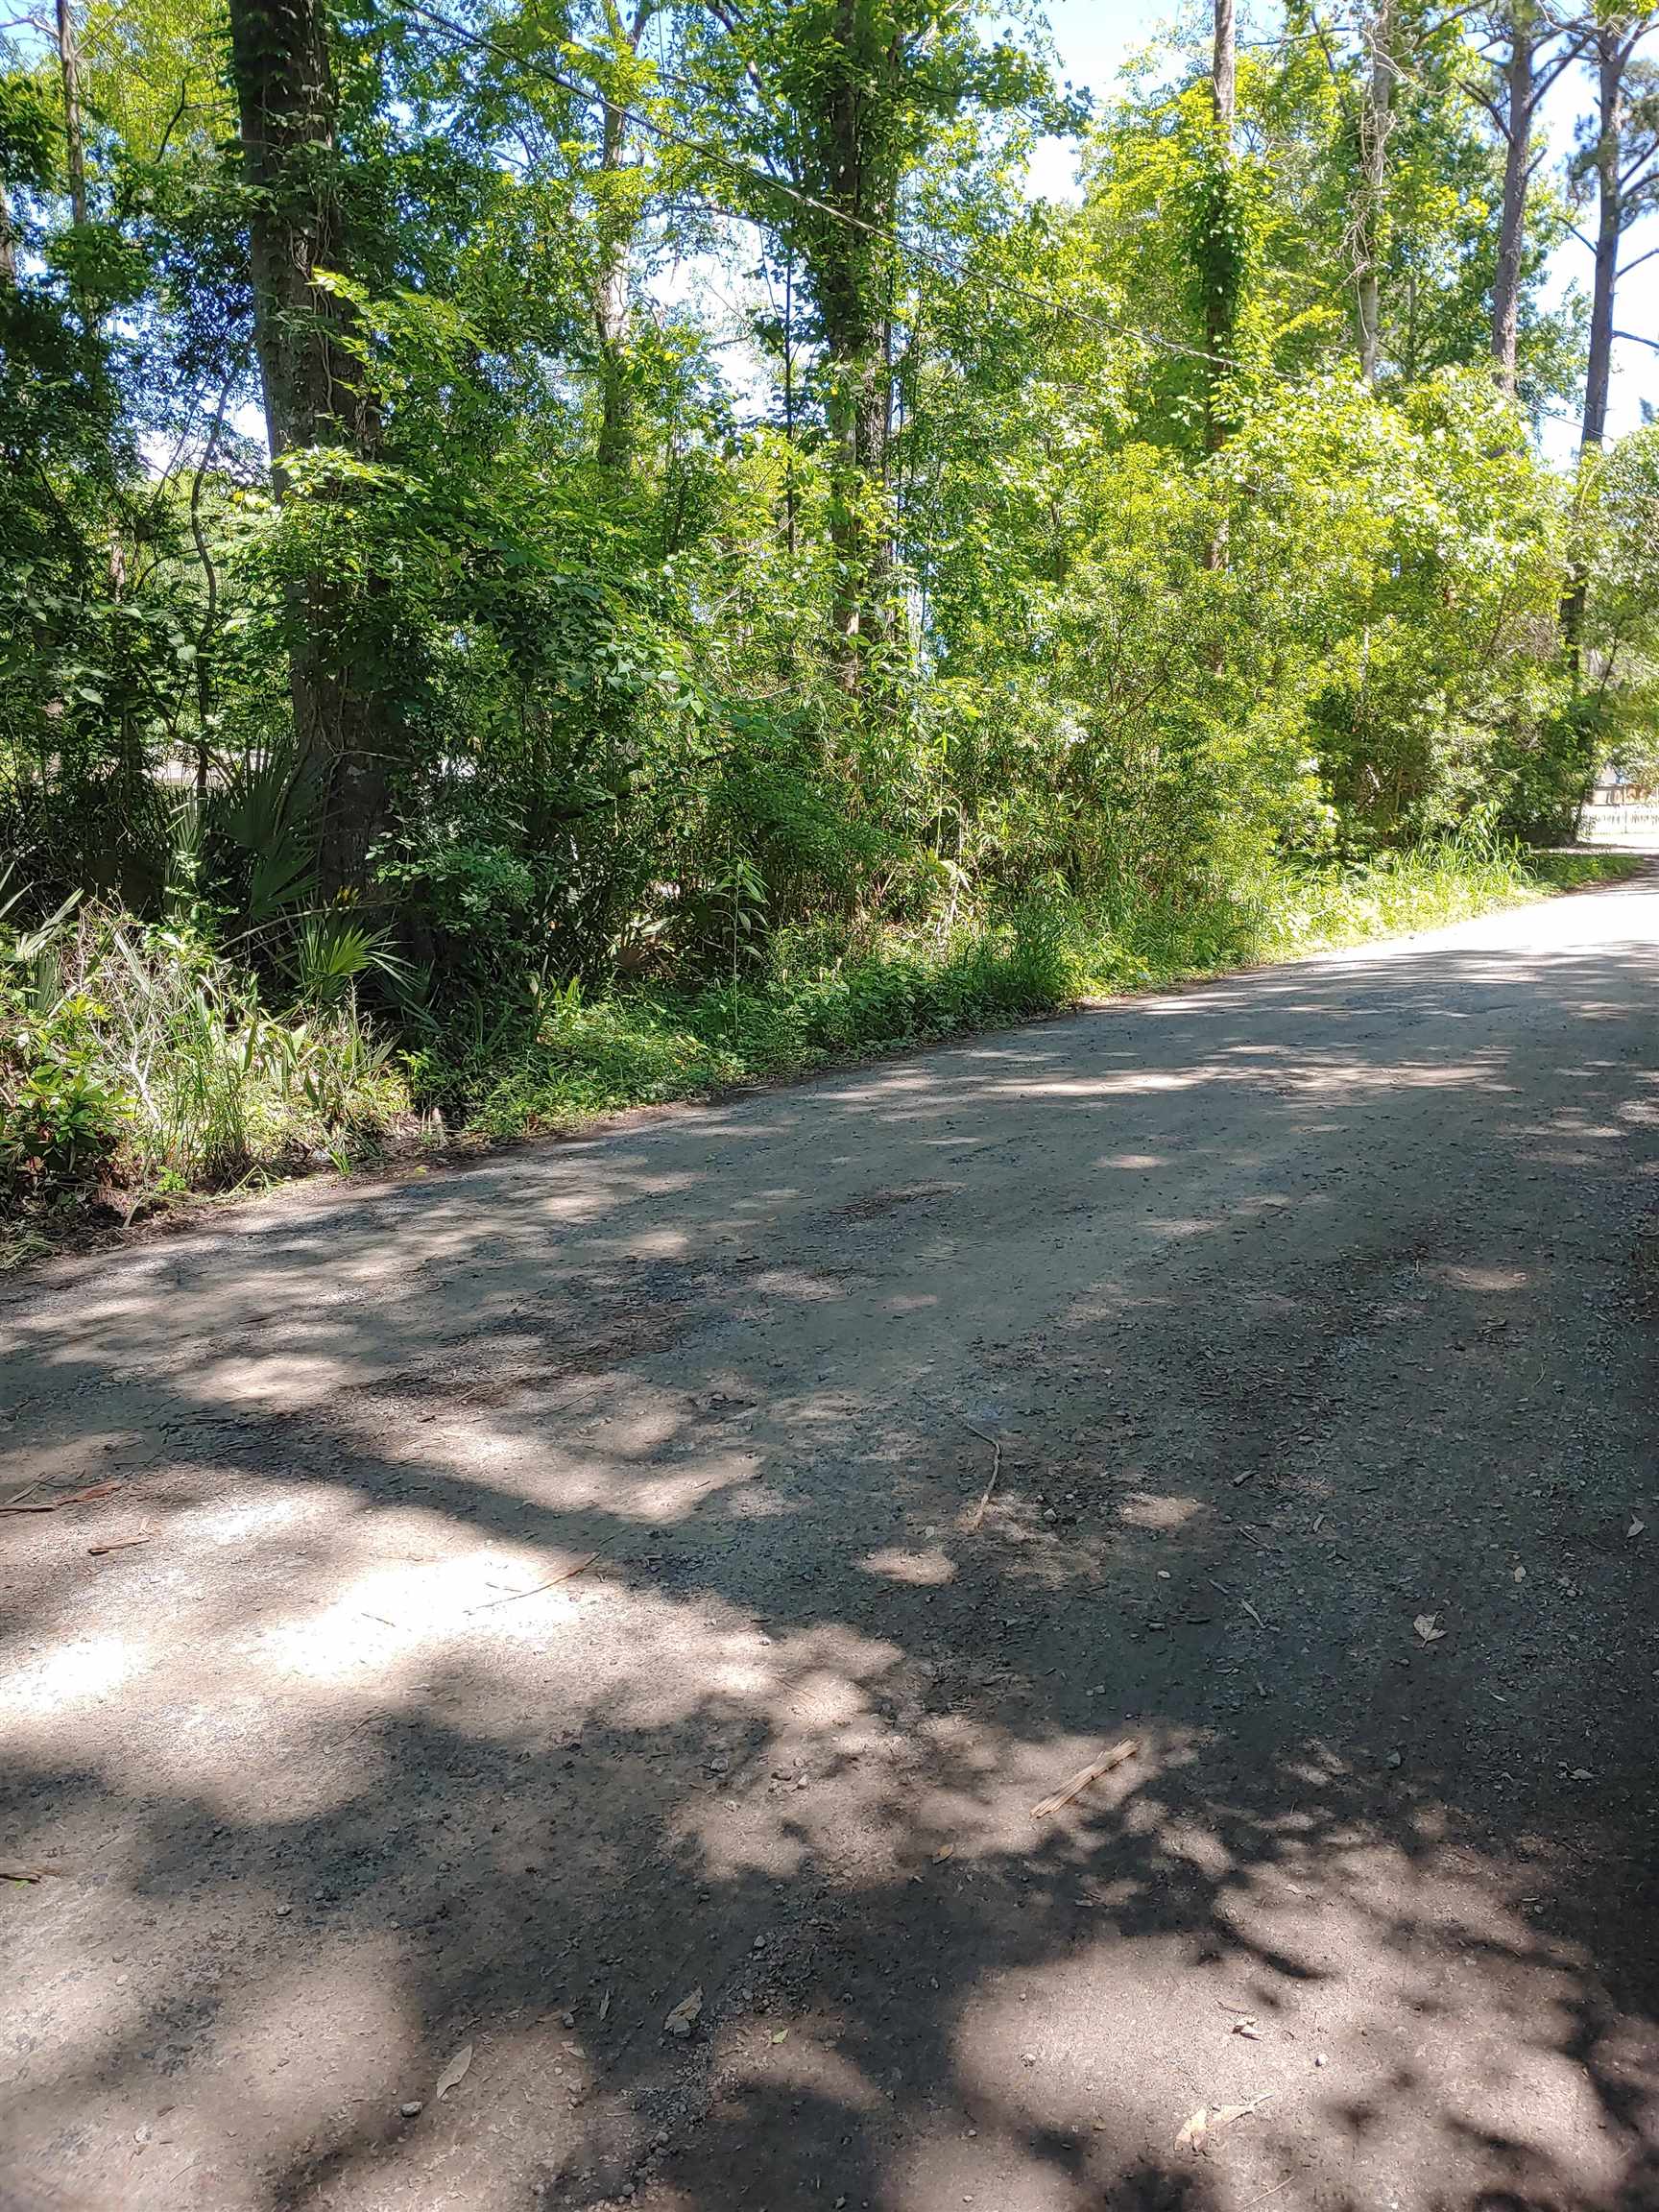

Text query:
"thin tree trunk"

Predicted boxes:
[[55, 0, 86, 225], [593, 81, 633, 469], [1490, 15, 1534, 393], [1204, 0, 1237, 455], [781, 255, 796, 558], [1357, 0, 1396, 383], [1561, 22, 1633, 685], [1581, 27, 1624, 456], [0, 178, 16, 281], [188, 368, 237, 805], [593, 1, 653, 471], [227, 0, 389, 893]]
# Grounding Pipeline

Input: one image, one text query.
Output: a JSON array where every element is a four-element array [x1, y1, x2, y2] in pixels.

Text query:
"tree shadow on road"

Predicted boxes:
[[2, 932, 1657, 2212]]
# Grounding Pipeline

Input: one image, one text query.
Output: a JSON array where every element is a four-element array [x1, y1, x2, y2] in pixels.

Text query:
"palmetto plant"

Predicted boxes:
[[290, 913, 412, 1010]]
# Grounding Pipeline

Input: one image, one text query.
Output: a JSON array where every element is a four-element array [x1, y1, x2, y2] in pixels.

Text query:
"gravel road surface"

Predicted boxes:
[[3, 868, 1657, 2212]]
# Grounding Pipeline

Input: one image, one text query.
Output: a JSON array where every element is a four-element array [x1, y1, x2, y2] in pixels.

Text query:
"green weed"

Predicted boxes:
[[452, 845, 1637, 1142]]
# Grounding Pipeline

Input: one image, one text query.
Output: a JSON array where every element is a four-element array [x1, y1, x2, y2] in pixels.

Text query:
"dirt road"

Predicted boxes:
[[4, 871, 1658, 2212]]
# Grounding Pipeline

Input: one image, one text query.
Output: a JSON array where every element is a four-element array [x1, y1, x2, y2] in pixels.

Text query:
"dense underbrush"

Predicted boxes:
[[1, 842, 1631, 1254]]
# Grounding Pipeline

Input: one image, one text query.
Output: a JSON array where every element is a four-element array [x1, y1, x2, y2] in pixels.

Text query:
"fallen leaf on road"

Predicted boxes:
[[663, 1986, 704, 2038], [1178, 2092, 1273, 2153], [1030, 1737, 1140, 1820], [435, 2042, 473, 2100], [933, 1843, 954, 1863], [598, 1989, 611, 2022], [1213, 2096, 1273, 2126], [770, 2029, 789, 2044], [1176, 2107, 1210, 2152], [1231, 2015, 1263, 2040], [2, 1865, 62, 1883], [1413, 1613, 1445, 1644], [1628, 1518, 1646, 1539], [1513, 1565, 1527, 1583]]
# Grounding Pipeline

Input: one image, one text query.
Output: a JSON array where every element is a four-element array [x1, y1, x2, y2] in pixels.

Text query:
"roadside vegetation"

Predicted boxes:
[[1, 843, 1634, 1242], [448, 844, 1637, 1140], [2, 0, 1656, 1240]]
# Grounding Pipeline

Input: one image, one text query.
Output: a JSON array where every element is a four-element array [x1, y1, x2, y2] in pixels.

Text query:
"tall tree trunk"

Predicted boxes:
[[593, 100, 633, 471], [781, 254, 797, 558], [227, 0, 389, 893], [1580, 27, 1625, 456], [822, 329, 892, 679], [1356, 0, 1396, 382], [1489, 12, 1583, 395], [744, 0, 900, 686], [592, 3, 654, 471], [1203, 0, 1237, 455], [1490, 14, 1535, 393], [1561, 23, 1633, 686], [55, 0, 86, 226], [0, 178, 16, 282], [815, 6, 895, 686]]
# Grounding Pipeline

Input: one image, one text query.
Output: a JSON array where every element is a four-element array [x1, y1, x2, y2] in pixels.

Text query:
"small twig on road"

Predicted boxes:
[[1240, 1598, 1271, 1631], [2, 1480, 123, 1515], [933, 1402, 1004, 1530], [967, 1436, 1002, 1529], [87, 1535, 151, 1557], [1031, 1737, 1140, 1819], [467, 1550, 602, 1612], [1244, 2177, 1294, 2210], [947, 1409, 1000, 1448]]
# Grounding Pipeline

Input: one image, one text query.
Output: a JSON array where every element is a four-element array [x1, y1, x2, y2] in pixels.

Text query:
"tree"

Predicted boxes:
[[1204, 0, 1238, 447], [0, 0, 1617, 1087], [226, 0, 391, 890], [685, 0, 1048, 685], [1574, 8, 1658, 453], [1476, 3, 1582, 393], [54, 0, 87, 226], [1356, 0, 1398, 380], [589, 0, 660, 470]]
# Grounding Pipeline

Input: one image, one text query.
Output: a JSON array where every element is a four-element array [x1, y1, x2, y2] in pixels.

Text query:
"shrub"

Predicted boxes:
[[0, 910, 412, 1212]]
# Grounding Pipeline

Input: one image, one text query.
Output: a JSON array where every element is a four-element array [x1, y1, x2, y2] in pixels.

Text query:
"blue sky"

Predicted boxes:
[[1026, 0, 1657, 456]]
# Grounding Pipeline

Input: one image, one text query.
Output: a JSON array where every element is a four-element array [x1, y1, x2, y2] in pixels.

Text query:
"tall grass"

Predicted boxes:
[[459, 843, 1639, 1141], [2, 915, 410, 1209], [4, 843, 1635, 1236]]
